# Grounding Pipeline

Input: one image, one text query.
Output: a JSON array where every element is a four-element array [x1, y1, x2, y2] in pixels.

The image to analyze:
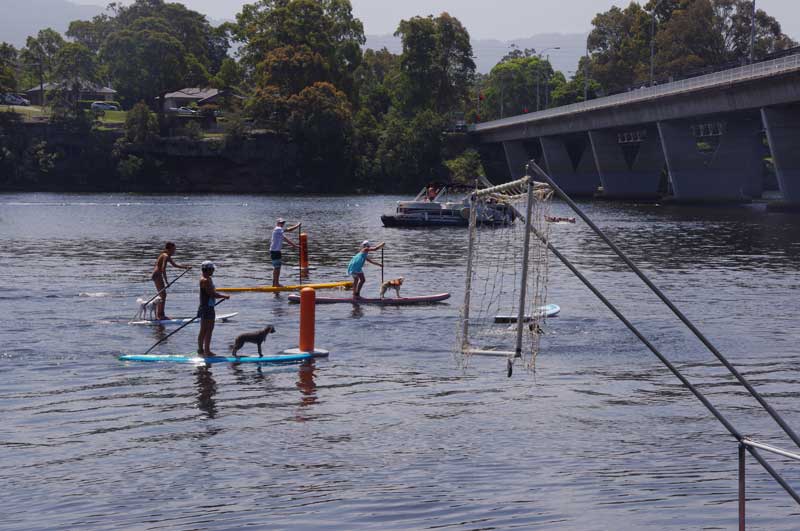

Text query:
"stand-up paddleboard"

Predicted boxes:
[[129, 312, 239, 326], [494, 304, 560, 323], [288, 293, 451, 305], [119, 352, 326, 364], [218, 281, 352, 293]]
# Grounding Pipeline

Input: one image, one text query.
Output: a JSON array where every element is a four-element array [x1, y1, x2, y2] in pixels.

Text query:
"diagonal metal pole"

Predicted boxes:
[[527, 161, 800, 450]]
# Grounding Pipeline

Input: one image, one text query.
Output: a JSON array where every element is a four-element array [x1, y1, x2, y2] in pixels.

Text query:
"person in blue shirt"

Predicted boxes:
[[347, 240, 384, 298]]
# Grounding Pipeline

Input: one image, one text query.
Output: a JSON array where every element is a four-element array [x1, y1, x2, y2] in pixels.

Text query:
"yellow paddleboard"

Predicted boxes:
[[218, 280, 353, 293]]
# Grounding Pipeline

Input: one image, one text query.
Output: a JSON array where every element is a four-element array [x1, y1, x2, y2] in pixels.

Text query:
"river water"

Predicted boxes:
[[1, 193, 799, 530]]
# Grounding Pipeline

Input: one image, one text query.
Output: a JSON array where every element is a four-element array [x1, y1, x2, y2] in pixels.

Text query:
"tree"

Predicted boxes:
[[654, 0, 725, 80], [480, 55, 555, 121], [586, 3, 652, 94], [213, 57, 243, 89], [20, 29, 65, 96], [51, 43, 98, 117], [67, 14, 115, 55], [102, 20, 188, 115], [712, 0, 796, 62], [0, 43, 17, 95], [394, 12, 475, 114], [235, 0, 365, 95], [125, 101, 159, 143]]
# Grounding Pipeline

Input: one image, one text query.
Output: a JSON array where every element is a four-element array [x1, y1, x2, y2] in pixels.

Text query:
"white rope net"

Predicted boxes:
[[456, 176, 554, 373]]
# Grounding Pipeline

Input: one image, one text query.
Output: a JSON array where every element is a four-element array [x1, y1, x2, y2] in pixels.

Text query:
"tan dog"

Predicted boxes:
[[379, 277, 404, 298]]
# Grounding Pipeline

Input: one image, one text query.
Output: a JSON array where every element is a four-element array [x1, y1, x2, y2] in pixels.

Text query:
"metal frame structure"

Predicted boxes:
[[523, 160, 800, 529]]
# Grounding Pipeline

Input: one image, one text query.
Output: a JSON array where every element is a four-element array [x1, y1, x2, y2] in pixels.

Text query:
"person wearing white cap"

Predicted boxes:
[[269, 217, 300, 287], [346, 240, 385, 298], [197, 260, 229, 356]]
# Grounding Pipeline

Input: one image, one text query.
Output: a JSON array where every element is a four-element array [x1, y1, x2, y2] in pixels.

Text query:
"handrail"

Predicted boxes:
[[743, 438, 800, 462], [474, 53, 800, 132]]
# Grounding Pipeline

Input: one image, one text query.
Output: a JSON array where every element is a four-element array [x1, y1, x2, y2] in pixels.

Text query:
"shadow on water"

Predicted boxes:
[[195, 365, 217, 418]]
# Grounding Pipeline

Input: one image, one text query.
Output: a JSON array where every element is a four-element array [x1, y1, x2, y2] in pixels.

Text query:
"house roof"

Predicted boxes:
[[163, 88, 220, 101], [26, 81, 117, 94]]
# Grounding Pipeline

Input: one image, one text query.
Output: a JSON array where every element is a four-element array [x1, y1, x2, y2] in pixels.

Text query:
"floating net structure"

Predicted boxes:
[[456, 175, 554, 375]]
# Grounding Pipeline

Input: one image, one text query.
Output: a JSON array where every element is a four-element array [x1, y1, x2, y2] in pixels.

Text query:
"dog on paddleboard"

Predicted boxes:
[[379, 277, 404, 298], [232, 325, 276, 357], [135, 296, 161, 321]]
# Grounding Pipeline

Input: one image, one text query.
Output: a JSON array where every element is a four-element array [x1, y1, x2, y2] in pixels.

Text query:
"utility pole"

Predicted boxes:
[[650, 0, 664, 86], [584, 41, 589, 101], [749, 0, 757, 64], [537, 47, 559, 110]]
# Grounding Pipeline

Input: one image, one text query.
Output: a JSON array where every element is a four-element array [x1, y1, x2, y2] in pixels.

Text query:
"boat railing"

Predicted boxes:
[[524, 161, 800, 529]]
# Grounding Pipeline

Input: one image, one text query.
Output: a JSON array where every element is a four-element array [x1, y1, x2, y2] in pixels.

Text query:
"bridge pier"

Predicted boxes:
[[540, 134, 600, 196], [761, 106, 800, 204], [589, 126, 664, 199], [657, 117, 762, 202], [502, 140, 531, 180]]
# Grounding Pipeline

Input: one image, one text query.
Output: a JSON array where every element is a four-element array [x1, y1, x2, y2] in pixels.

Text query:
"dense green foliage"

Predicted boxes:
[[2, 0, 797, 193]]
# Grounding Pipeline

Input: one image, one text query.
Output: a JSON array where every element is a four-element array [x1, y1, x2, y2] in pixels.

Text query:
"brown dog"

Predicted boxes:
[[379, 277, 404, 298], [232, 325, 276, 357]]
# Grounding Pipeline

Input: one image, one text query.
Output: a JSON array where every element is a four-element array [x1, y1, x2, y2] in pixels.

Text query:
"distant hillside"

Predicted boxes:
[[0, 0, 103, 47], [366, 33, 588, 75]]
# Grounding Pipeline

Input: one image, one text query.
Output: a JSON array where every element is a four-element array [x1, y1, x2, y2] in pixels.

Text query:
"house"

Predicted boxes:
[[162, 87, 243, 110], [25, 81, 117, 106]]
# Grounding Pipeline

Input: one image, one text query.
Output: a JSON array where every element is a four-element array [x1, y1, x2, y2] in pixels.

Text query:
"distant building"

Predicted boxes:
[[25, 81, 117, 106]]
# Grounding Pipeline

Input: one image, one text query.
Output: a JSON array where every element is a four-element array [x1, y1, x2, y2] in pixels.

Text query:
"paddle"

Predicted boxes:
[[142, 298, 226, 355], [380, 247, 384, 286], [133, 267, 192, 320]]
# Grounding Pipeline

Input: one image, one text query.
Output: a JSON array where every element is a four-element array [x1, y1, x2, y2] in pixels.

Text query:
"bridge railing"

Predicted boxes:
[[473, 53, 800, 132]]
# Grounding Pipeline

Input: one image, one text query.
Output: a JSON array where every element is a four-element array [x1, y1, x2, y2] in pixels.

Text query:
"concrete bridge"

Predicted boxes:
[[471, 53, 800, 203]]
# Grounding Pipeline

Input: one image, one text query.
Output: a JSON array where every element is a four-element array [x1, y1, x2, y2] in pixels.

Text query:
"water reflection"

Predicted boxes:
[[195, 365, 217, 418]]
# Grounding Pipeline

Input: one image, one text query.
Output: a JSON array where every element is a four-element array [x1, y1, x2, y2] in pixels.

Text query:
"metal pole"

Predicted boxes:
[[584, 42, 589, 100], [650, 7, 657, 86], [514, 177, 535, 359], [739, 443, 746, 531], [528, 161, 800, 451], [461, 183, 479, 351], [749, 0, 757, 64]]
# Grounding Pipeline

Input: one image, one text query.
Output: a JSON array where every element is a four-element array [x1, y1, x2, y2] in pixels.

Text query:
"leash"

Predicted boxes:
[[142, 298, 226, 355], [134, 267, 192, 320]]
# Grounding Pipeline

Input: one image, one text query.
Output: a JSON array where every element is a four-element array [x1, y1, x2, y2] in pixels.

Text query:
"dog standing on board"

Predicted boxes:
[[380, 277, 404, 299], [232, 325, 276, 357], [135, 296, 162, 321]]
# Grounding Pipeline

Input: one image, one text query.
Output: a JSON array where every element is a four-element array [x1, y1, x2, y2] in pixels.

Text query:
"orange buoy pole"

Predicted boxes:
[[299, 287, 315, 353], [299, 233, 309, 270]]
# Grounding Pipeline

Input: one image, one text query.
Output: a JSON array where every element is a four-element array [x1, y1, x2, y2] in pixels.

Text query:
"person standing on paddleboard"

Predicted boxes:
[[347, 240, 385, 298], [270, 218, 300, 287], [152, 242, 192, 320], [198, 261, 229, 356]]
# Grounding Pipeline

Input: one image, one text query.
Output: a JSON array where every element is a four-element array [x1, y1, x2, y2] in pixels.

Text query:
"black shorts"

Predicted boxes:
[[270, 251, 282, 268], [197, 305, 216, 320]]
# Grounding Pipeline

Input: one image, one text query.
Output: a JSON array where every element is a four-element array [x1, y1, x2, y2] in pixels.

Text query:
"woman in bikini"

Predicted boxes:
[[152, 242, 192, 320]]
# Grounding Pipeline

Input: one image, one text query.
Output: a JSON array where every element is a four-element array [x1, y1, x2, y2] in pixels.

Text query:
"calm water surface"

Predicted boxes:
[[1, 193, 799, 530]]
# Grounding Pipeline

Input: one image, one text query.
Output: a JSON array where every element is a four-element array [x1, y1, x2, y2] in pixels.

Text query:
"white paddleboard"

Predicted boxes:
[[129, 312, 239, 326], [494, 304, 560, 323]]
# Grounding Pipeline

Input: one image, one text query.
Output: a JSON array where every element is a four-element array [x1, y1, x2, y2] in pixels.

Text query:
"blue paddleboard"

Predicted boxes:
[[119, 353, 315, 364]]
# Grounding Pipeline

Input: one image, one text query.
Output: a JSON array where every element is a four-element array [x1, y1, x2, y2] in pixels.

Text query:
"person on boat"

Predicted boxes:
[[426, 185, 438, 202], [197, 261, 229, 356], [270, 218, 300, 287], [347, 240, 385, 298], [151, 242, 192, 320]]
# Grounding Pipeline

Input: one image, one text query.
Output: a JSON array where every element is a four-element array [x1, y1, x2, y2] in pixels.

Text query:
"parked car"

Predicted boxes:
[[3, 93, 30, 106], [170, 106, 198, 116], [91, 101, 119, 111]]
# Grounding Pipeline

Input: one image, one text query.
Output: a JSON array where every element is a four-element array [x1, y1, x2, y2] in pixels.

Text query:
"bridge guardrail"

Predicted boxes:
[[474, 53, 800, 132]]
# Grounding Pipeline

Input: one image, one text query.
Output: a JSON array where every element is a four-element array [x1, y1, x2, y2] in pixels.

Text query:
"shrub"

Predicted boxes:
[[124, 102, 158, 143]]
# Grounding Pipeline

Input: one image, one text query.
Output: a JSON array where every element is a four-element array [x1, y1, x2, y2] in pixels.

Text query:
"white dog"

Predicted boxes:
[[135, 296, 161, 320]]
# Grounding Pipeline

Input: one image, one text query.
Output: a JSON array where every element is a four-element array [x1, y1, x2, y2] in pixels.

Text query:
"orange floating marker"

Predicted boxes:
[[284, 287, 330, 358], [299, 233, 309, 270], [299, 287, 315, 352]]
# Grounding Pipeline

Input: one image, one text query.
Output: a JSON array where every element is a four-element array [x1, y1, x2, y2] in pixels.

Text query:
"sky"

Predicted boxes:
[[89, 0, 800, 41]]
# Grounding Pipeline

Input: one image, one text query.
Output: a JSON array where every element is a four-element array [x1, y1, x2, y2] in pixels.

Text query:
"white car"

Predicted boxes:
[[3, 94, 30, 106], [175, 106, 198, 115], [91, 101, 119, 111]]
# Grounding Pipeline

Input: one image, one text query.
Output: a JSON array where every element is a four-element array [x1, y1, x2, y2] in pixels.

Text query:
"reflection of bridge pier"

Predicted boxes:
[[472, 53, 800, 204]]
